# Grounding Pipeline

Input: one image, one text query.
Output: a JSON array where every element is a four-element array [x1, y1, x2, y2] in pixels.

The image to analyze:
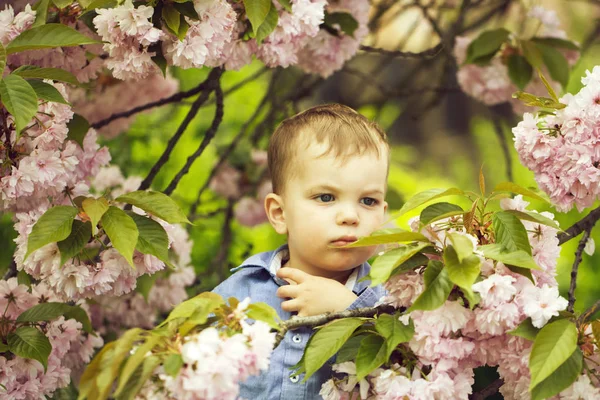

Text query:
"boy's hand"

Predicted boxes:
[[275, 268, 357, 317]]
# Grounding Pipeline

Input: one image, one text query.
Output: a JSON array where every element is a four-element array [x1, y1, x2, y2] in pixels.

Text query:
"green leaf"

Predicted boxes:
[[177, 15, 189, 41], [6, 24, 100, 54], [531, 348, 582, 400], [17, 270, 31, 287], [173, 2, 199, 20], [507, 54, 533, 90], [502, 210, 560, 230], [529, 319, 578, 390], [392, 188, 465, 219], [0, 43, 5, 75], [465, 28, 510, 64], [369, 242, 431, 286], [336, 334, 366, 363], [538, 69, 559, 102], [66, 113, 90, 148], [82, 197, 109, 236], [511, 91, 566, 109], [135, 273, 158, 302], [443, 245, 480, 298], [375, 314, 414, 359], [493, 211, 532, 255], [355, 334, 387, 380], [26, 80, 69, 104], [247, 302, 281, 330], [304, 318, 364, 380], [16, 302, 92, 333], [276, 0, 292, 12], [390, 253, 429, 277], [114, 355, 160, 400], [592, 320, 600, 343], [243, 0, 272, 34], [163, 353, 183, 377], [0, 342, 8, 352], [537, 42, 570, 89], [508, 317, 540, 341], [324, 12, 359, 37], [162, 4, 180, 36], [409, 260, 453, 312], [116, 191, 191, 224], [101, 206, 139, 267], [255, 4, 278, 44], [419, 202, 463, 225], [346, 231, 430, 248], [115, 334, 162, 396], [160, 292, 224, 328], [447, 232, 474, 263], [25, 206, 78, 260], [32, 0, 52, 27], [52, 0, 74, 8], [478, 244, 540, 270], [531, 37, 579, 50], [521, 40, 544, 69], [0, 74, 38, 133], [8, 326, 52, 371], [57, 220, 92, 265], [127, 212, 174, 269], [493, 183, 549, 203]]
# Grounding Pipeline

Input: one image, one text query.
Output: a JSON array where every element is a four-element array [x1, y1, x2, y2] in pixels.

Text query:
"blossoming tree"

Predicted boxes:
[[0, 0, 599, 399]]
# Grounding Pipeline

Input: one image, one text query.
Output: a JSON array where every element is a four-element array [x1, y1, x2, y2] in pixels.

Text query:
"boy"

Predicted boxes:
[[213, 103, 389, 399]]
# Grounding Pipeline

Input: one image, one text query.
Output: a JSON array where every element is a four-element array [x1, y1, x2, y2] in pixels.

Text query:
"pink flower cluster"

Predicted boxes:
[[0, 279, 103, 400], [323, 196, 588, 399], [454, 6, 578, 114], [163, 0, 237, 69], [513, 66, 600, 211], [0, 81, 110, 213], [296, 0, 370, 77], [161, 299, 276, 400], [93, 0, 165, 80], [0, 4, 35, 47]]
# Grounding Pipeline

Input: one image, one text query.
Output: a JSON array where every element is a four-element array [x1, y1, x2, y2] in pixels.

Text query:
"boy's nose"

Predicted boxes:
[[336, 206, 359, 225]]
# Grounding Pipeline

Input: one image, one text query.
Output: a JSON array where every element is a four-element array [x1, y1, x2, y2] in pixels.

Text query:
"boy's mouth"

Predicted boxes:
[[330, 236, 358, 247]]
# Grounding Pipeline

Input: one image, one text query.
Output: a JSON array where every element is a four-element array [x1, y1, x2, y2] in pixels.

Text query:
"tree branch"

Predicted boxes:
[[568, 227, 592, 313], [137, 68, 223, 192], [359, 43, 444, 59], [2, 259, 17, 280], [558, 205, 600, 245], [492, 117, 513, 182], [578, 299, 600, 326], [470, 378, 504, 400], [274, 305, 397, 348], [164, 78, 224, 196]]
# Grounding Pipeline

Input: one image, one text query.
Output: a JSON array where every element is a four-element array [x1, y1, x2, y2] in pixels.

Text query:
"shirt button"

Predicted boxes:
[[290, 374, 299, 383], [292, 334, 302, 343]]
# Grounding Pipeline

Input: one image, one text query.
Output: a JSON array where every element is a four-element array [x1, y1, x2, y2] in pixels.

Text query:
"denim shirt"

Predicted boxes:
[[212, 245, 387, 400]]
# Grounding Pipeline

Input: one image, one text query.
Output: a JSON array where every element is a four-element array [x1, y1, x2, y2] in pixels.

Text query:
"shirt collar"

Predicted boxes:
[[231, 244, 372, 293]]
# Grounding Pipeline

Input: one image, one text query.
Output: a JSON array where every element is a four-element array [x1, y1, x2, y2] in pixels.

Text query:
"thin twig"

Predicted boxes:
[[274, 304, 397, 348], [359, 43, 444, 59], [558, 205, 600, 245], [492, 117, 513, 182], [137, 68, 223, 192], [578, 299, 600, 326], [458, 0, 511, 35], [164, 78, 224, 196], [568, 227, 592, 313], [2, 260, 17, 280], [212, 199, 235, 283], [470, 378, 504, 400]]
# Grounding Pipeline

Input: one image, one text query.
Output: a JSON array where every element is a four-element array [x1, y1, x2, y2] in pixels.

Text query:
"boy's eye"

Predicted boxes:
[[316, 194, 335, 202], [361, 197, 378, 206]]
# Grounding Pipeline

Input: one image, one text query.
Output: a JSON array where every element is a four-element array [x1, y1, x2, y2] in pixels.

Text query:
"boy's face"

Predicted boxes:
[[274, 141, 388, 279]]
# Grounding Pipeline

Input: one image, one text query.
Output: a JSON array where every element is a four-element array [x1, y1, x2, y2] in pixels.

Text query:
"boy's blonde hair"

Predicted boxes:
[[268, 103, 389, 194]]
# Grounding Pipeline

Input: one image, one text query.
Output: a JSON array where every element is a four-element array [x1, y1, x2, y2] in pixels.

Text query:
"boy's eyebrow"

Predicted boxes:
[[308, 184, 385, 196]]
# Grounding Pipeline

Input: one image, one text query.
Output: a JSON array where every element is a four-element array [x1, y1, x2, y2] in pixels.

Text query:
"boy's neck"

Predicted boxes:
[[282, 258, 355, 284]]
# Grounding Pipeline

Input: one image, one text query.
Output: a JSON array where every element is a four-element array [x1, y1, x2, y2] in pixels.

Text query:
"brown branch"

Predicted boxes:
[[2, 259, 17, 280], [274, 304, 397, 348], [558, 205, 600, 245], [458, 0, 512, 35], [568, 227, 592, 313], [212, 199, 235, 283], [578, 299, 600, 325], [492, 117, 513, 182], [359, 43, 444, 59], [470, 378, 504, 400], [164, 78, 224, 196], [137, 68, 223, 192]]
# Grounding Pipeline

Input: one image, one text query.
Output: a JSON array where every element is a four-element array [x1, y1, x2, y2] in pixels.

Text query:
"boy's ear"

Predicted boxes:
[[383, 200, 388, 214], [264, 193, 287, 235]]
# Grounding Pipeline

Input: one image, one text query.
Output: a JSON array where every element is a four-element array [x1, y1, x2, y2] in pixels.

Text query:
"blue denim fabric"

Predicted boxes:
[[212, 244, 387, 400]]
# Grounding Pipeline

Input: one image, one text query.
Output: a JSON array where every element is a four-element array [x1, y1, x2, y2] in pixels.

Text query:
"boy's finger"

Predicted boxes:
[[281, 299, 301, 313], [276, 285, 299, 299], [277, 267, 308, 283]]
